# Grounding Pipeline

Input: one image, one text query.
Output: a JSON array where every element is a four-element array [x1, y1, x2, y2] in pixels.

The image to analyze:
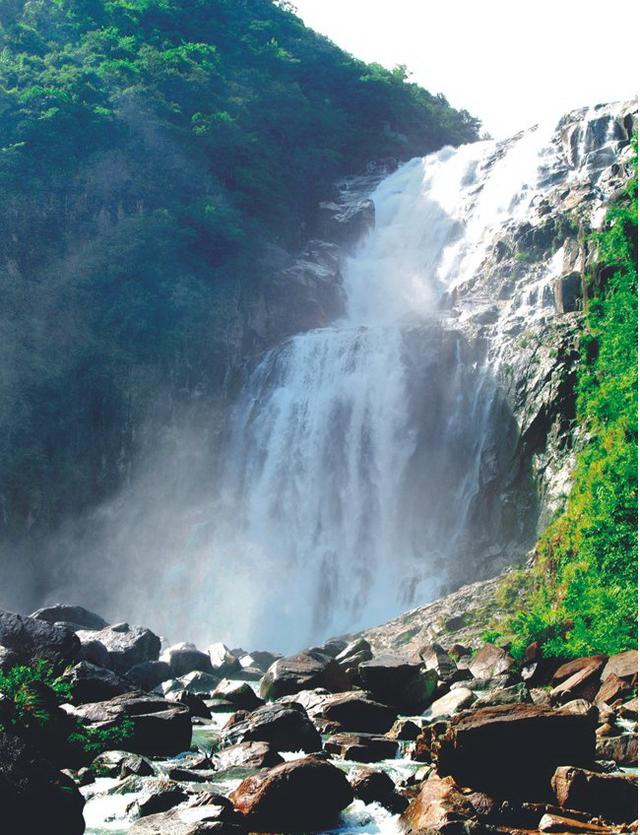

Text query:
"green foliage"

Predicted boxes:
[[0, 660, 72, 726], [0, 0, 479, 539], [67, 716, 135, 756], [0, 659, 133, 755], [502, 146, 638, 659]]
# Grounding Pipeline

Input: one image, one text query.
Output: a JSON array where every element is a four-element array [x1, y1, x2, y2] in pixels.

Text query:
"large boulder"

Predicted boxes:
[[162, 671, 220, 697], [166, 690, 212, 719], [600, 650, 638, 685], [335, 639, 373, 684], [240, 650, 281, 673], [595, 733, 638, 766], [0, 609, 79, 671], [0, 732, 85, 835], [29, 604, 108, 631], [77, 623, 160, 673], [552, 765, 638, 823], [324, 732, 399, 762], [221, 703, 321, 753], [60, 661, 137, 704], [434, 703, 596, 800], [129, 805, 245, 834], [420, 643, 461, 684], [208, 643, 241, 677], [90, 749, 154, 778], [401, 774, 479, 834], [320, 691, 397, 733], [212, 741, 284, 772], [349, 766, 408, 812], [359, 655, 437, 712], [230, 755, 353, 832], [127, 660, 172, 691], [550, 656, 607, 704], [551, 655, 608, 686], [423, 687, 476, 720], [468, 644, 515, 680], [260, 650, 350, 701], [161, 643, 213, 678], [69, 692, 191, 757], [213, 680, 263, 711]]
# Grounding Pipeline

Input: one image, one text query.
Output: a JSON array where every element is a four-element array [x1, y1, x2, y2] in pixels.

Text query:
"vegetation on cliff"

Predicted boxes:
[[498, 144, 638, 659], [0, 0, 479, 538]]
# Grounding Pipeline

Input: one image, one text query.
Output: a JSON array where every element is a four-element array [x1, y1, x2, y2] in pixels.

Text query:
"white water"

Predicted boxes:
[[207, 120, 562, 651]]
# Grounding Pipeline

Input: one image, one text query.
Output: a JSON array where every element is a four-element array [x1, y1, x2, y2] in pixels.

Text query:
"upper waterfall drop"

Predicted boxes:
[[209, 120, 565, 652]]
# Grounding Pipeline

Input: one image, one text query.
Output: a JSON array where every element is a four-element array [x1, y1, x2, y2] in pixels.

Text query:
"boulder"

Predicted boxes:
[[538, 812, 616, 834], [222, 703, 322, 752], [423, 687, 476, 720], [0, 732, 85, 835], [90, 749, 154, 778], [77, 636, 111, 667], [600, 650, 638, 685], [0, 645, 19, 672], [163, 671, 220, 697], [240, 650, 281, 673], [324, 732, 398, 762], [474, 683, 532, 708], [401, 774, 478, 834], [387, 718, 421, 741], [321, 691, 397, 734], [212, 680, 263, 711], [167, 690, 211, 719], [434, 704, 596, 800], [127, 660, 172, 691], [468, 644, 515, 680], [359, 655, 437, 712], [212, 740, 284, 772], [335, 638, 373, 684], [29, 604, 108, 631], [314, 638, 348, 658], [350, 766, 408, 812], [161, 643, 214, 678], [60, 661, 137, 704], [131, 779, 191, 817], [260, 650, 350, 701], [552, 765, 638, 822], [595, 733, 638, 767], [129, 805, 245, 834], [230, 755, 353, 832], [167, 767, 208, 783], [551, 655, 607, 686], [0, 609, 79, 671], [77, 623, 160, 673], [70, 692, 191, 757], [620, 697, 638, 720], [595, 673, 634, 705], [420, 643, 461, 683], [550, 664, 603, 704], [208, 643, 241, 677]]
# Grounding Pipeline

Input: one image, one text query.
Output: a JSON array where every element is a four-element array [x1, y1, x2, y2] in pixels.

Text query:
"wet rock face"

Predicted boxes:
[[259, 650, 350, 700], [434, 703, 597, 800], [0, 610, 80, 671], [221, 703, 322, 753], [77, 623, 160, 673], [0, 732, 86, 835], [551, 765, 638, 823], [230, 755, 353, 832]]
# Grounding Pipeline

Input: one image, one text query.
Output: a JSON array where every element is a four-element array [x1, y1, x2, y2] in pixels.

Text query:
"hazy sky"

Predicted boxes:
[[292, 0, 639, 138]]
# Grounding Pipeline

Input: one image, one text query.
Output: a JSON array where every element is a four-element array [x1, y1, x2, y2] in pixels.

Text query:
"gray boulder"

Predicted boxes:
[[161, 642, 214, 678], [0, 609, 79, 671], [30, 604, 108, 631], [260, 650, 350, 701], [60, 661, 137, 704], [127, 660, 172, 691], [359, 655, 437, 712], [208, 643, 241, 677], [222, 703, 322, 753], [77, 622, 160, 673]]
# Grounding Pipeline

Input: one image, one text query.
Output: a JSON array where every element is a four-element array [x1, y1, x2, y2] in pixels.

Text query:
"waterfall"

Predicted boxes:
[[206, 124, 560, 651]]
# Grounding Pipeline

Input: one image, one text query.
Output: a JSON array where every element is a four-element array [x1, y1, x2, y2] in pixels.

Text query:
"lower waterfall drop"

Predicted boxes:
[[211, 123, 559, 651]]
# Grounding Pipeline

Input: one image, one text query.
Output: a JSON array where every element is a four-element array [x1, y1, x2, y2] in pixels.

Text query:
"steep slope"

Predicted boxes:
[[0, 0, 479, 545]]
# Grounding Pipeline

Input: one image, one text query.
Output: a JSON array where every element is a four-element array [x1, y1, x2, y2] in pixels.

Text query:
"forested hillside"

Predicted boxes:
[[0, 0, 479, 540]]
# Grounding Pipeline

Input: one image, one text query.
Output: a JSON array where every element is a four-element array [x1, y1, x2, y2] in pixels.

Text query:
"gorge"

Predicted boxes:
[[23, 99, 636, 654]]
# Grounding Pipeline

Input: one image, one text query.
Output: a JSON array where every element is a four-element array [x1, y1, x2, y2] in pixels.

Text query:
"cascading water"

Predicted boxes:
[[208, 123, 562, 651]]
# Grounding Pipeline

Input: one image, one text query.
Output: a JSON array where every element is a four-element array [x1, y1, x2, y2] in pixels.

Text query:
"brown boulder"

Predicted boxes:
[[468, 644, 515, 680], [596, 673, 634, 705], [552, 655, 608, 685], [434, 703, 596, 800], [551, 765, 638, 822], [550, 664, 603, 704], [230, 755, 352, 832], [595, 733, 638, 767], [600, 650, 638, 685], [538, 812, 617, 833], [324, 732, 398, 762], [401, 774, 478, 833]]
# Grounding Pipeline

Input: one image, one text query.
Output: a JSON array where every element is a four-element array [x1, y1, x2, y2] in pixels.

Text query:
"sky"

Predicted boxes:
[[291, 0, 639, 139]]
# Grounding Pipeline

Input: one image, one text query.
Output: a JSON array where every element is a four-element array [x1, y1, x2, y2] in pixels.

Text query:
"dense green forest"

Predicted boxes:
[[494, 145, 638, 659], [0, 0, 479, 539]]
